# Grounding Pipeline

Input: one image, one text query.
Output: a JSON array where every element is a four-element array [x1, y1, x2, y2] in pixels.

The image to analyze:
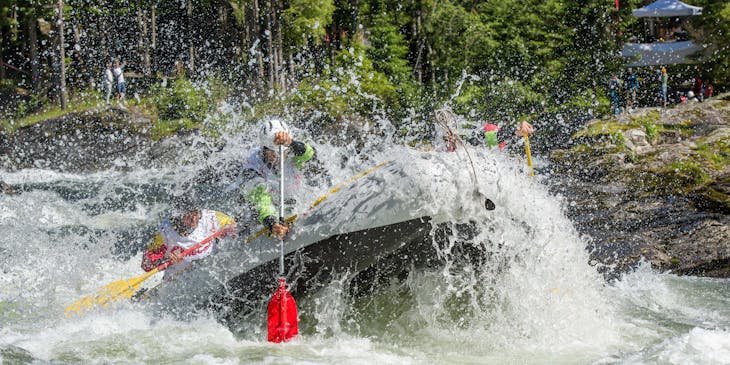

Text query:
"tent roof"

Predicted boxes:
[[622, 41, 702, 67], [632, 0, 702, 17]]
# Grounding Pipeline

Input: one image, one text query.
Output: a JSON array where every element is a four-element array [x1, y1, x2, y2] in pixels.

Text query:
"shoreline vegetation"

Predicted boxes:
[[1, 1, 729, 139]]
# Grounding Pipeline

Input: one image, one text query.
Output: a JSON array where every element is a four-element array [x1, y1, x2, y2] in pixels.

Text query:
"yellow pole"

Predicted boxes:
[[524, 135, 534, 176]]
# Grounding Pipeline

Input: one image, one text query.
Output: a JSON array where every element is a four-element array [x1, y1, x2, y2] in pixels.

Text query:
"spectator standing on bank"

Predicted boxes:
[[692, 76, 702, 98], [102, 62, 114, 105], [686, 90, 699, 103], [609, 74, 621, 114], [660, 67, 668, 106], [625, 68, 639, 109], [113, 59, 127, 103], [703, 80, 714, 100]]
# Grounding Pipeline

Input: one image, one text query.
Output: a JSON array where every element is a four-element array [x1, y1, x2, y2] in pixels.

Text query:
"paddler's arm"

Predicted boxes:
[[515, 121, 534, 137], [289, 140, 315, 169], [141, 232, 187, 272], [247, 184, 289, 239], [141, 233, 171, 271], [496, 121, 534, 149]]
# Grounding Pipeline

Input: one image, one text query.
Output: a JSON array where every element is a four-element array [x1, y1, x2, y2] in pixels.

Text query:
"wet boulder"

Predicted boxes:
[[550, 94, 730, 278]]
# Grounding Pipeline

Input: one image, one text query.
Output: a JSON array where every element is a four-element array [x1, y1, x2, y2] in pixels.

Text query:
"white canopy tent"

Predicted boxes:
[[623, 0, 704, 66], [632, 0, 702, 18]]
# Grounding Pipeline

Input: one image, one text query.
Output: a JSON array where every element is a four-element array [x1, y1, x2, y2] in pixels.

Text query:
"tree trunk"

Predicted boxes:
[[428, 44, 435, 87], [275, 0, 284, 89], [352, 0, 359, 36], [239, 3, 248, 65], [187, 0, 195, 74], [240, 1, 249, 55], [266, 0, 274, 90], [28, 18, 40, 90], [0, 28, 5, 81], [413, 8, 423, 83], [72, 23, 86, 88], [288, 52, 294, 85], [253, 0, 264, 83], [58, 0, 67, 109], [151, 0, 156, 73], [137, 1, 145, 74]]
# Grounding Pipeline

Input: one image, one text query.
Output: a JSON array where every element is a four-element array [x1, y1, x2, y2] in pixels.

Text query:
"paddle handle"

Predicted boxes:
[[524, 135, 534, 176], [156, 226, 231, 272], [279, 144, 285, 277]]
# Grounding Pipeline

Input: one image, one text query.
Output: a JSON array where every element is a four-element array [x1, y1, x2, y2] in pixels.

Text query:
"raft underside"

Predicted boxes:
[[211, 216, 435, 325]]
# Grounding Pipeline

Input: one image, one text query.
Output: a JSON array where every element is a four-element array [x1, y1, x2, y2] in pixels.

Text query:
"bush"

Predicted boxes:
[[644, 121, 658, 144], [153, 78, 211, 122]]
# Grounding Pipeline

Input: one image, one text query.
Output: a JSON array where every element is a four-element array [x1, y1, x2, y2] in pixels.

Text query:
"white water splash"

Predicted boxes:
[[2, 122, 730, 364]]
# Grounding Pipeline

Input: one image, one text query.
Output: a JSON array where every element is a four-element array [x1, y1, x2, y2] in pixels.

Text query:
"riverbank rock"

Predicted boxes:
[[0, 105, 204, 172], [550, 94, 730, 278], [0, 180, 15, 195]]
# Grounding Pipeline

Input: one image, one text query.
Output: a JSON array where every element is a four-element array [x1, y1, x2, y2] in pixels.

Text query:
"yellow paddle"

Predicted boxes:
[[524, 135, 534, 176], [64, 227, 231, 316]]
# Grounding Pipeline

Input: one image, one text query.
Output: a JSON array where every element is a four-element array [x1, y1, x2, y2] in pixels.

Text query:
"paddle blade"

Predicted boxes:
[[64, 269, 158, 316], [267, 279, 299, 343]]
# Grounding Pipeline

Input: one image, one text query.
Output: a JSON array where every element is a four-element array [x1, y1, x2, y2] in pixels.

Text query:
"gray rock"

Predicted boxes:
[[550, 93, 730, 278], [622, 128, 652, 154], [0, 180, 15, 195]]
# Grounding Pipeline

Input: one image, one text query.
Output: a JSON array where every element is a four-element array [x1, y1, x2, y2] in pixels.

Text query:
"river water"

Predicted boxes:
[[1, 126, 729, 365]]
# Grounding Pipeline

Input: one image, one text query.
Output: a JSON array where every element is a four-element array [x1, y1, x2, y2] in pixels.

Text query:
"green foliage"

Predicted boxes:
[[628, 110, 661, 144], [2, 0, 728, 136], [643, 121, 658, 144], [688, 1, 730, 85], [337, 45, 399, 113], [284, 0, 335, 45], [666, 160, 711, 187], [0, 96, 97, 134], [695, 141, 730, 171], [638, 158, 712, 196], [149, 118, 199, 141], [424, 1, 490, 87], [574, 119, 629, 138], [611, 130, 625, 149], [146, 77, 228, 139], [290, 41, 398, 118], [228, 0, 247, 25], [365, 11, 410, 83], [152, 78, 212, 123]]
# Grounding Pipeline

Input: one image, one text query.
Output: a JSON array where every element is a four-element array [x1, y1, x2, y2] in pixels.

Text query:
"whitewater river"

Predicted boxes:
[[1, 131, 729, 365]]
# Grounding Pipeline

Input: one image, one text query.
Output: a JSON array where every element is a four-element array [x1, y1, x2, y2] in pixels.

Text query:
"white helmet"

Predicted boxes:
[[259, 118, 290, 150], [687, 91, 695, 98]]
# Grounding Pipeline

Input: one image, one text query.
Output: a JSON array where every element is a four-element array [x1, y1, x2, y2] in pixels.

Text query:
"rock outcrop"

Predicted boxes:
[[0, 106, 208, 172], [550, 94, 730, 278]]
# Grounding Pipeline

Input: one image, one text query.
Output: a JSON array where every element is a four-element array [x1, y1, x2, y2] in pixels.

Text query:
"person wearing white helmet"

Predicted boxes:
[[686, 90, 699, 103], [238, 118, 316, 239]]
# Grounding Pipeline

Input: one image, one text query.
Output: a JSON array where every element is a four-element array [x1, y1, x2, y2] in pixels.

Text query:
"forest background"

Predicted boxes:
[[1, 0, 728, 147]]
